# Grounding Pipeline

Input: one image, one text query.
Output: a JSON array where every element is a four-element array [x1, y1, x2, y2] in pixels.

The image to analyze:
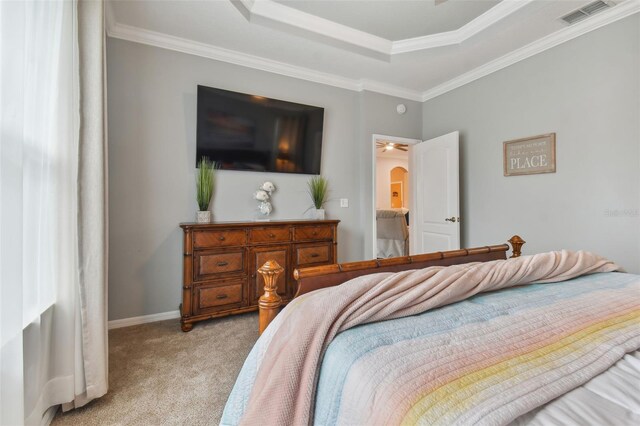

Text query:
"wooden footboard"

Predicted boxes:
[[257, 235, 525, 334]]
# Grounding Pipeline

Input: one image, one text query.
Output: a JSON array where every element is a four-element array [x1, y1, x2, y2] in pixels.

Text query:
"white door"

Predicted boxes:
[[409, 131, 460, 254]]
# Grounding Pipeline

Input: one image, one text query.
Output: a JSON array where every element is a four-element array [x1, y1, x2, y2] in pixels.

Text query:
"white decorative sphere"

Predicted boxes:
[[258, 201, 273, 215], [254, 189, 269, 201], [261, 181, 276, 193]]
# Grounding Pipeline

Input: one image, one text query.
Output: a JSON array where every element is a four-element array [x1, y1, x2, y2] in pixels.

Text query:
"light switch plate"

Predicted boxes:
[[340, 198, 349, 208]]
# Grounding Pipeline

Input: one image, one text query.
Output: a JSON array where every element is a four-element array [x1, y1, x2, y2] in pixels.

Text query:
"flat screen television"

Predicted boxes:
[[196, 85, 324, 174]]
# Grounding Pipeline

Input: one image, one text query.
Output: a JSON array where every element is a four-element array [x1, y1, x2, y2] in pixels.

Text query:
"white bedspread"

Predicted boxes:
[[511, 350, 640, 425]]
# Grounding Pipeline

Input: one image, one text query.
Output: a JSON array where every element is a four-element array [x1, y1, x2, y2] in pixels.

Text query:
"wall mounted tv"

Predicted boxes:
[[196, 85, 324, 174]]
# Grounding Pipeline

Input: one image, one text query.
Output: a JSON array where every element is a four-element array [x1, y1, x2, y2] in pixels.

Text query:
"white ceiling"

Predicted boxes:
[[107, 0, 639, 101], [273, 0, 502, 41], [377, 146, 410, 160]]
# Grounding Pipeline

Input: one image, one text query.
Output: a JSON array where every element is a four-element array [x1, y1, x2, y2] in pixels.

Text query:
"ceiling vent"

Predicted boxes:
[[560, 1, 615, 25]]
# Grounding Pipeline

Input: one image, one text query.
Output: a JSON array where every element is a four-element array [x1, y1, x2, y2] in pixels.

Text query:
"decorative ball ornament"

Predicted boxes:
[[258, 201, 273, 216], [396, 104, 407, 115], [254, 189, 269, 201], [254, 181, 277, 216], [261, 181, 275, 193]]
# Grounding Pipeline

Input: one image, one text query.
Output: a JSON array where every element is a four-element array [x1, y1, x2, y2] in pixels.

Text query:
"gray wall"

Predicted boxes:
[[422, 15, 640, 273], [108, 15, 639, 321], [359, 92, 423, 259], [106, 38, 422, 320]]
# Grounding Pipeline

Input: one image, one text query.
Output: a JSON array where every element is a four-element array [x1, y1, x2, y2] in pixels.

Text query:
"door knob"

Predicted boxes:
[[445, 217, 456, 222]]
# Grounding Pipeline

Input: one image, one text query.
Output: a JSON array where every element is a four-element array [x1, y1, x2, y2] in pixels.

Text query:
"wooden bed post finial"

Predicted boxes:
[[258, 260, 284, 335], [508, 235, 526, 258]]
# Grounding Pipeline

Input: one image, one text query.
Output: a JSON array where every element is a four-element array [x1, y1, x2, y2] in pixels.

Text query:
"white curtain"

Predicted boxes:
[[0, 0, 108, 424], [71, 0, 109, 409]]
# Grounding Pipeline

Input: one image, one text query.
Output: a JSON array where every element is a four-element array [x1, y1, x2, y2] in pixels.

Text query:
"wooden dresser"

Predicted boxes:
[[179, 220, 339, 331]]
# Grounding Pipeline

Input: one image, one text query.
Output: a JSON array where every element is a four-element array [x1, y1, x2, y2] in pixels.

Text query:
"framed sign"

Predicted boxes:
[[503, 133, 556, 176]]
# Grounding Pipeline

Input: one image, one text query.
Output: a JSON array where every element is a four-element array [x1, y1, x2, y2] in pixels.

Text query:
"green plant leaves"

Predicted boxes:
[[196, 157, 217, 211], [307, 176, 328, 209]]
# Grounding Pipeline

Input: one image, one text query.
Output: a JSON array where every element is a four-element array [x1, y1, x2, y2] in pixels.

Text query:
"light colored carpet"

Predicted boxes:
[[52, 313, 259, 426]]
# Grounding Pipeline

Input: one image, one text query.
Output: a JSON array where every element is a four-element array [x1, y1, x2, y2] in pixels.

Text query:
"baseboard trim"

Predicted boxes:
[[108, 310, 181, 330]]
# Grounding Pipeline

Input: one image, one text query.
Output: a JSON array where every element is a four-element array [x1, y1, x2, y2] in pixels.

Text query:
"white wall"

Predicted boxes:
[[106, 38, 422, 320], [376, 155, 409, 209], [422, 15, 640, 273]]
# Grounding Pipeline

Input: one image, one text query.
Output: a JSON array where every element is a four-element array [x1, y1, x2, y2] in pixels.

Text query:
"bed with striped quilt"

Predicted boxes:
[[221, 251, 639, 425]]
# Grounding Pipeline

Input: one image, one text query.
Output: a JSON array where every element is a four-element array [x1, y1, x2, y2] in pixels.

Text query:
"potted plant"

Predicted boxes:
[[196, 157, 217, 223], [306, 176, 328, 220]]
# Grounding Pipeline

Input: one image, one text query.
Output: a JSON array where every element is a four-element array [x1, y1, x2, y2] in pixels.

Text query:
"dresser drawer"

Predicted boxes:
[[193, 229, 246, 248], [295, 243, 331, 266], [249, 226, 290, 244], [293, 225, 333, 241], [195, 281, 243, 313], [180, 220, 339, 331], [194, 250, 244, 281]]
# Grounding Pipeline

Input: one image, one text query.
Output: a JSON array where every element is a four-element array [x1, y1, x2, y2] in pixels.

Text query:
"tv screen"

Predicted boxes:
[[196, 85, 324, 174]]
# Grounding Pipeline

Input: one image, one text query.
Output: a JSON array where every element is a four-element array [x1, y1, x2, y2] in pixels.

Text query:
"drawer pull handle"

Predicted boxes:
[[312, 231, 317, 236], [218, 236, 226, 241], [217, 261, 228, 267], [310, 253, 320, 258], [269, 233, 275, 238], [216, 294, 228, 300]]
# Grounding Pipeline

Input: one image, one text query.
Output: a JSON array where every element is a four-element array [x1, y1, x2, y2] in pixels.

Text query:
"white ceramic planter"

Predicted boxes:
[[196, 210, 211, 223], [304, 208, 325, 220]]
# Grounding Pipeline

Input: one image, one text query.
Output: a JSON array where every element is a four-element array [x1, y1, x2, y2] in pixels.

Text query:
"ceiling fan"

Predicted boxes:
[[376, 141, 408, 152]]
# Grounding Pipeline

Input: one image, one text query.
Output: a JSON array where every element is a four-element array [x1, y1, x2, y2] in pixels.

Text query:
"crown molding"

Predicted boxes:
[[237, 0, 391, 59], [358, 79, 425, 102], [236, 0, 534, 57], [421, 0, 640, 101], [106, 20, 424, 101], [105, 0, 638, 105], [392, 0, 534, 54], [457, 0, 533, 40]]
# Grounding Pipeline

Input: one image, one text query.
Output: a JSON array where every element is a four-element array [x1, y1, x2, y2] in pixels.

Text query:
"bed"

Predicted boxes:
[[222, 236, 640, 425], [376, 209, 410, 258]]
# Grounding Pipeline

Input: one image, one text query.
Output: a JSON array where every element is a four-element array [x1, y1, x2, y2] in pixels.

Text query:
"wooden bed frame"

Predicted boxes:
[[257, 235, 526, 334]]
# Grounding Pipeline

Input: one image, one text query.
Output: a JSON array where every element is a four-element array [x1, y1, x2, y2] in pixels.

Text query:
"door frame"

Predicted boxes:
[[371, 134, 421, 259]]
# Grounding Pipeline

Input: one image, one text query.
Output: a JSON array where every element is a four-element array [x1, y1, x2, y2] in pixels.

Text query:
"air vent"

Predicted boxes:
[[582, 0, 611, 14], [560, 1, 614, 25]]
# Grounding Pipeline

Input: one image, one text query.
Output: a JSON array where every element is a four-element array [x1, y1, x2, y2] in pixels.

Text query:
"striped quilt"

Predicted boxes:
[[314, 272, 639, 425], [221, 251, 639, 425]]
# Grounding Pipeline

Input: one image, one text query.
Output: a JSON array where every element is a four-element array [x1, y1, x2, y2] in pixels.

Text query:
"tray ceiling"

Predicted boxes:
[[107, 0, 639, 101], [273, 0, 502, 41]]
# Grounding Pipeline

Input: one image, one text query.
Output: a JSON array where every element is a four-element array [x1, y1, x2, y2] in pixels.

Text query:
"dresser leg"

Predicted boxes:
[[181, 321, 194, 332]]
